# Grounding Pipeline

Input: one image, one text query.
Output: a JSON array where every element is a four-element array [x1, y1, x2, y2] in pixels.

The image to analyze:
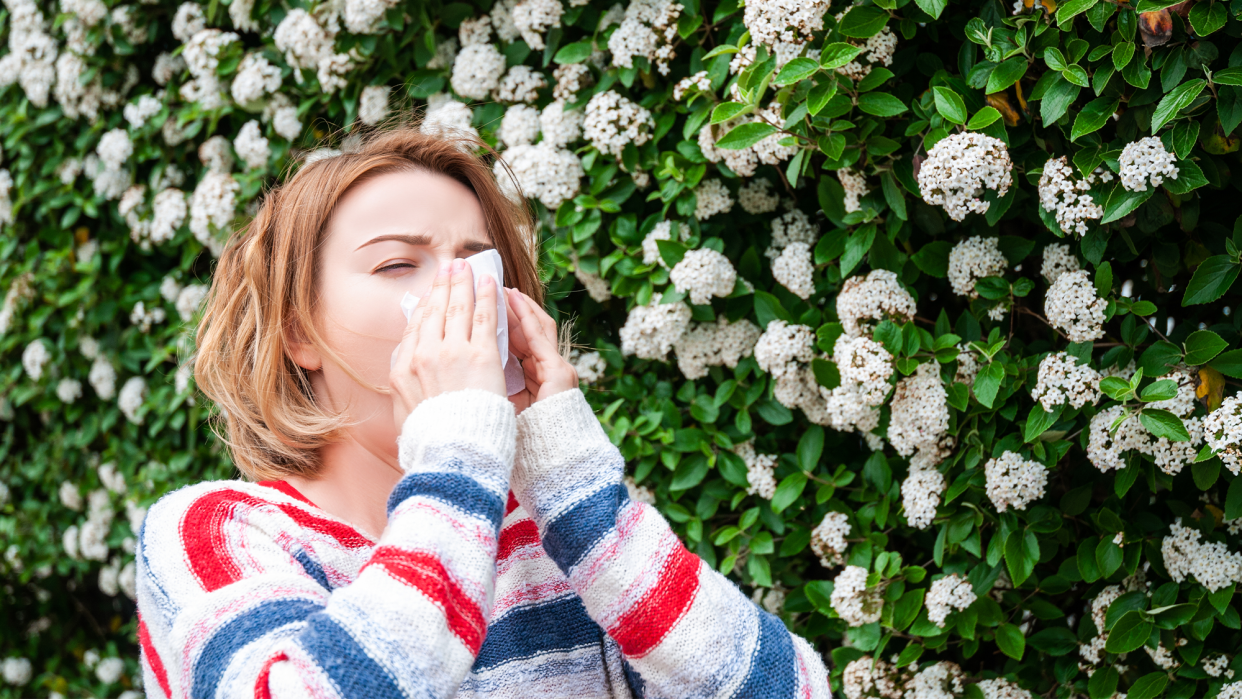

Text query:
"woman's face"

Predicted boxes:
[[296, 168, 493, 464]]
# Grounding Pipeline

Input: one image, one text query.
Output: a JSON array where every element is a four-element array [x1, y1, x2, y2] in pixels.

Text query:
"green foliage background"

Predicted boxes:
[[3, 0, 1242, 695]]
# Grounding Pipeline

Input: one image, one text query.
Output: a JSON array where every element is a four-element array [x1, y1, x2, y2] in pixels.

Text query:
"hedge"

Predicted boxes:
[[2, 0, 1242, 695]]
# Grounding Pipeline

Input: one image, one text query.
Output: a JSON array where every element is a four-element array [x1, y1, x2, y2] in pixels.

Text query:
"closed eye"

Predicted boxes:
[[376, 262, 417, 273]]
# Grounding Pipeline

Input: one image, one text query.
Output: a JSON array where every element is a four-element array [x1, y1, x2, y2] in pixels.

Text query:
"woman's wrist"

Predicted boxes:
[[398, 388, 517, 477]]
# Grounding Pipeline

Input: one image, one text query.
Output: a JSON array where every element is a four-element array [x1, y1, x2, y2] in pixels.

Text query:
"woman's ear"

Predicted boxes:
[[285, 318, 323, 372]]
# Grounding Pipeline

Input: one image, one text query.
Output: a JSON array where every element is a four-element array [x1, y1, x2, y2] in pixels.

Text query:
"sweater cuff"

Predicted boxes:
[[398, 389, 517, 480], [511, 388, 621, 526]]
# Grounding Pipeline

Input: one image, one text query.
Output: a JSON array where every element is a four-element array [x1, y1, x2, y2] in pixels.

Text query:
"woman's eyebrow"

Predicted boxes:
[[355, 233, 433, 251], [462, 240, 495, 252]]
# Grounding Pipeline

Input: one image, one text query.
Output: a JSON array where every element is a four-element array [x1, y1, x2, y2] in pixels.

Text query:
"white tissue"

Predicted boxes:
[[391, 249, 526, 396]]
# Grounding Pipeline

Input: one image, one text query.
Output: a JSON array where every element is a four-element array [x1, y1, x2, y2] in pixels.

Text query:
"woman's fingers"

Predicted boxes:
[[505, 290, 534, 360], [508, 289, 560, 362], [470, 273, 501, 360], [516, 289, 559, 346], [417, 259, 454, 345], [444, 258, 476, 343]]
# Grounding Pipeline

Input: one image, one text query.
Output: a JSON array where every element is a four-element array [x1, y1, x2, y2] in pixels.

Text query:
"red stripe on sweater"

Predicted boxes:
[[137, 612, 173, 699], [181, 488, 372, 591], [505, 490, 520, 515], [497, 519, 540, 561], [257, 480, 317, 508], [254, 651, 289, 699], [608, 543, 702, 658], [362, 546, 487, 655]]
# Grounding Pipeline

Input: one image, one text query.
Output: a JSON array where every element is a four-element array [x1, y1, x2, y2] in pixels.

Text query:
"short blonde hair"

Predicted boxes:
[[194, 116, 542, 482]]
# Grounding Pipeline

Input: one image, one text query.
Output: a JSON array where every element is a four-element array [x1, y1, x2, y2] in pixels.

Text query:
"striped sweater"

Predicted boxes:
[[135, 387, 831, 698]]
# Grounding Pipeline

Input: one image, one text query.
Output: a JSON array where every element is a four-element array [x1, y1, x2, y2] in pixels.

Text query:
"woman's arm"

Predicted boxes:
[[136, 389, 515, 699], [509, 388, 832, 699]]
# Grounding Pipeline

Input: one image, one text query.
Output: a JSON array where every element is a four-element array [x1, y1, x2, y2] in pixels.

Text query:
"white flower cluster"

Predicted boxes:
[[836, 26, 898, 81], [831, 565, 883, 626], [905, 661, 965, 699], [233, 120, 271, 170], [552, 63, 592, 102], [694, 178, 734, 220], [744, 0, 829, 56], [738, 178, 780, 214], [540, 100, 584, 147], [623, 475, 656, 505], [512, 0, 563, 49], [1, 657, 32, 686], [1203, 655, 1233, 679], [57, 378, 83, 403], [1119, 136, 1179, 192], [65, 488, 114, 561], [189, 171, 239, 256], [451, 42, 507, 99], [0, 169, 13, 229], [901, 466, 945, 530], [231, 53, 282, 107], [642, 220, 677, 267], [583, 90, 653, 158], [754, 321, 832, 425], [1041, 242, 1080, 284], [1088, 403, 1203, 476], [734, 440, 778, 499], [766, 208, 819, 259], [887, 362, 953, 470], [570, 253, 612, 303], [698, 118, 760, 177], [826, 332, 893, 411], [947, 236, 1007, 298], [673, 317, 760, 379], [835, 269, 917, 338], [499, 104, 540, 147], [123, 93, 163, 128], [129, 300, 166, 333], [22, 339, 50, 381], [357, 85, 390, 125], [839, 167, 870, 213], [618, 293, 692, 360], [841, 655, 908, 699], [422, 95, 478, 141], [1037, 157, 1104, 237], [274, 8, 356, 94], [772, 242, 815, 300], [495, 65, 547, 103], [1045, 270, 1106, 343], [496, 142, 584, 209], [1078, 584, 1124, 665], [809, 511, 850, 567], [89, 354, 116, 400], [916, 133, 1013, 221], [673, 70, 711, 101], [569, 349, 607, 385], [1204, 395, 1242, 476], [956, 343, 982, 388], [669, 248, 737, 305], [977, 678, 1033, 699], [1161, 520, 1242, 593], [1030, 352, 1101, 411], [608, 0, 683, 75], [984, 450, 1047, 512], [118, 376, 146, 424]]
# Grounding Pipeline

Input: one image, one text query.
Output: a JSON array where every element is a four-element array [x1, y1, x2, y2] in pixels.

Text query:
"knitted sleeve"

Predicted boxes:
[[509, 388, 832, 699], [134, 389, 516, 699]]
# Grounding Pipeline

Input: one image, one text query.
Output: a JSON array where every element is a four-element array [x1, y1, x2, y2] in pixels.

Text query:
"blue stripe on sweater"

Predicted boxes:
[[539, 483, 629, 574], [472, 595, 604, 672], [297, 614, 405, 699], [191, 598, 321, 699], [386, 469, 504, 531], [729, 611, 797, 699], [294, 549, 332, 590]]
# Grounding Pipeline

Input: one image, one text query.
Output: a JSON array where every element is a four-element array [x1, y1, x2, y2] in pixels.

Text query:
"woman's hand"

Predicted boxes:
[[504, 287, 578, 413], [390, 258, 506, 428]]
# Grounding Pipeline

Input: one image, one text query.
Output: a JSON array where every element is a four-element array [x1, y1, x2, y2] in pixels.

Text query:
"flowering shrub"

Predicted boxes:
[[3, 0, 1242, 694]]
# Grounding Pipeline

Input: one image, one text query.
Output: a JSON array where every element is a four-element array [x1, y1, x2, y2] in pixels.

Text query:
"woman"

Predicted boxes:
[[134, 120, 831, 699]]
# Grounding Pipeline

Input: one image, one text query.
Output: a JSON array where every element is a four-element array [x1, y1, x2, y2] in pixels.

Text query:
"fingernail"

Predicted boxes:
[[438, 261, 451, 277], [452, 258, 465, 273], [481, 273, 494, 287]]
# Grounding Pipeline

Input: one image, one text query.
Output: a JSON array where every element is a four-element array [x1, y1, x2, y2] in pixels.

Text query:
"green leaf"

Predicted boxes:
[[775, 57, 819, 85], [933, 87, 968, 125], [754, 290, 792, 327], [819, 43, 864, 69], [839, 5, 889, 37], [797, 425, 824, 471], [1102, 185, 1154, 224], [1189, 1, 1227, 35], [894, 589, 926, 630], [913, 0, 947, 18], [1182, 255, 1240, 305], [1027, 627, 1078, 655], [1088, 667, 1119, 699], [553, 40, 594, 64], [912, 241, 952, 277], [1171, 121, 1200, 158], [1025, 404, 1061, 442], [857, 93, 909, 116], [966, 106, 1002, 130], [1139, 379, 1177, 402], [1213, 349, 1242, 379], [716, 122, 778, 150], [1071, 96, 1119, 141], [1127, 673, 1168, 699], [1095, 260, 1113, 297], [1113, 42, 1135, 71], [1140, 409, 1191, 442], [1192, 457, 1220, 490], [1226, 477, 1242, 520], [1184, 330, 1228, 365], [771, 472, 808, 513], [1104, 611, 1152, 653], [812, 357, 841, 389], [670, 453, 710, 490], [1215, 67, 1242, 86], [986, 57, 1028, 94], [974, 362, 1004, 408], [995, 623, 1025, 660], [711, 102, 751, 124], [1041, 76, 1081, 124], [1057, 0, 1100, 26], [1151, 79, 1206, 133]]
